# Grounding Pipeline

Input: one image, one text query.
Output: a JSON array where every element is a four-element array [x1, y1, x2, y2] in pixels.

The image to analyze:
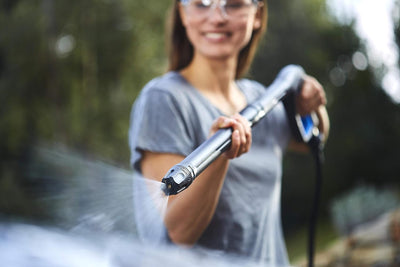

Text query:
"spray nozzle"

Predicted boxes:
[[161, 165, 195, 195]]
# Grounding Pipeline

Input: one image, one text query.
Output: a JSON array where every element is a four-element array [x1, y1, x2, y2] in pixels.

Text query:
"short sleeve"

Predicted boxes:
[[129, 88, 194, 171]]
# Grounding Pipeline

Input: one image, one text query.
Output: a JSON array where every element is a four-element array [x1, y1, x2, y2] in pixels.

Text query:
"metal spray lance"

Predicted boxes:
[[161, 65, 319, 196]]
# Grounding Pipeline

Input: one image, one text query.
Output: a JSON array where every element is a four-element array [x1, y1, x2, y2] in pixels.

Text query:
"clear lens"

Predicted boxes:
[[181, 0, 258, 19]]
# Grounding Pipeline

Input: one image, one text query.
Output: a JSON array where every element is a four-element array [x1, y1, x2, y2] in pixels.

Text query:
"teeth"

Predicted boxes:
[[205, 33, 226, 39]]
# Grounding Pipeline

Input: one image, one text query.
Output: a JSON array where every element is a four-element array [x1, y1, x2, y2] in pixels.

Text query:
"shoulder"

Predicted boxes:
[[129, 72, 198, 166], [140, 71, 189, 98], [133, 71, 200, 112]]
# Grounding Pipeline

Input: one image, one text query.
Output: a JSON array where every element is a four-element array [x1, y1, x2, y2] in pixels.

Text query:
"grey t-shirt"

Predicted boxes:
[[129, 71, 292, 265]]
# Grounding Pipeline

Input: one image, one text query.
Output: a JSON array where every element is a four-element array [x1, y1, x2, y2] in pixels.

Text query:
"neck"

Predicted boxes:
[[180, 53, 247, 115], [181, 53, 237, 96]]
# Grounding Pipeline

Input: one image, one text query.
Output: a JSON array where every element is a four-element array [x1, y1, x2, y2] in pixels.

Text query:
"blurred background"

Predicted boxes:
[[0, 0, 399, 266]]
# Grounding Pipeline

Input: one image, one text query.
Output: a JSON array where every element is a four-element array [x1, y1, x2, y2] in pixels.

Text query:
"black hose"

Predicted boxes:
[[307, 135, 324, 267]]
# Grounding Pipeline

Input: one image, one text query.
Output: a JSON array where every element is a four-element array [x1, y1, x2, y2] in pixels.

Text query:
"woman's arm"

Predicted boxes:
[[140, 114, 251, 245]]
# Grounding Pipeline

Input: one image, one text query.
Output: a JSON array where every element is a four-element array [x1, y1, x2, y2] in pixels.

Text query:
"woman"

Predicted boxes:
[[129, 0, 329, 265]]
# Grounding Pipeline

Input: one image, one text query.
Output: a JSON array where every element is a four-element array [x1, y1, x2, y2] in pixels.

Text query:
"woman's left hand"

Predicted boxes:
[[296, 75, 327, 116]]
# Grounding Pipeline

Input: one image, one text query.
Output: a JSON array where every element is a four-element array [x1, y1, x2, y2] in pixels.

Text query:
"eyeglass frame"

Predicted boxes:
[[179, 0, 264, 20]]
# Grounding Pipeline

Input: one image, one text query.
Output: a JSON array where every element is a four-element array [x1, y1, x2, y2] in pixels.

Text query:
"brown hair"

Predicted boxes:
[[166, 0, 268, 79]]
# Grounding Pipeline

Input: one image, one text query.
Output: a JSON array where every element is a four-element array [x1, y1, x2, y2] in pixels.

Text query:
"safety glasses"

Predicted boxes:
[[180, 0, 262, 19]]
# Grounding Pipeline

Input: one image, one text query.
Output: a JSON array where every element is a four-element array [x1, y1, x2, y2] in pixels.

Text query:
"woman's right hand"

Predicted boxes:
[[209, 114, 252, 159]]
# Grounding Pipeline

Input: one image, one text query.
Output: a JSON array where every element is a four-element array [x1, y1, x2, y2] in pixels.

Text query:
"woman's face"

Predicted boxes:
[[179, 0, 262, 62]]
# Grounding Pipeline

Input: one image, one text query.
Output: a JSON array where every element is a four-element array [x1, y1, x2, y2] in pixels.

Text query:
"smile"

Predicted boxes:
[[204, 32, 231, 40]]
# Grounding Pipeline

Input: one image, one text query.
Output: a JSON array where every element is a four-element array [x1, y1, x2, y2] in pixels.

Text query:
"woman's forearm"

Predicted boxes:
[[141, 151, 230, 245], [164, 156, 230, 245]]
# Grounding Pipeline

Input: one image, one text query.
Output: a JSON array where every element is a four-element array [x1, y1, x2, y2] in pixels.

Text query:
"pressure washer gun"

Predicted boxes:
[[161, 64, 322, 196]]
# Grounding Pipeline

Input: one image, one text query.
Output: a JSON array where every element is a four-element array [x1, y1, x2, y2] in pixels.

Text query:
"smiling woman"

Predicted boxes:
[[168, 0, 267, 78], [129, 0, 329, 265], [178, 0, 262, 69]]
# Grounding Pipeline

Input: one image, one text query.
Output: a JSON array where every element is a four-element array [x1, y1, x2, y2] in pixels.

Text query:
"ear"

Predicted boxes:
[[253, 6, 263, 30]]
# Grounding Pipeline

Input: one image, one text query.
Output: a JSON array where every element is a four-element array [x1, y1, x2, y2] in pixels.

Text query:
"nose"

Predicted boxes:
[[208, 1, 228, 21]]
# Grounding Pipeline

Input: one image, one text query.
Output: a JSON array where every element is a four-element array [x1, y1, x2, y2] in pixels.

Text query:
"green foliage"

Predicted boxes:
[[330, 185, 399, 235], [0, 0, 171, 220], [0, 0, 170, 164]]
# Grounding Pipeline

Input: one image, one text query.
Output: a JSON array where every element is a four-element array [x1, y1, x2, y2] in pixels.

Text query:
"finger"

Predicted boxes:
[[231, 117, 246, 145], [231, 114, 250, 156], [301, 76, 321, 96], [232, 114, 252, 154], [300, 96, 324, 114], [232, 114, 251, 134], [298, 77, 327, 114], [233, 122, 246, 156], [309, 76, 327, 105], [225, 129, 241, 159], [209, 116, 234, 136], [210, 116, 243, 158], [310, 88, 327, 109], [300, 76, 315, 99]]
